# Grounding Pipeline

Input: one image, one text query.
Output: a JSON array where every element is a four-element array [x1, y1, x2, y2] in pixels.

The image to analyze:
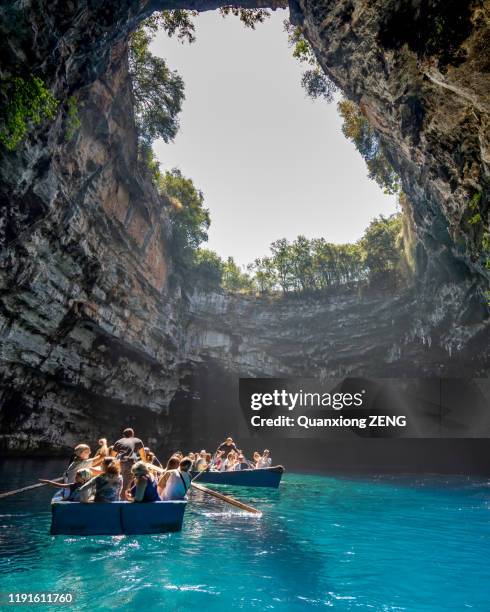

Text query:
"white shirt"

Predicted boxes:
[[162, 469, 191, 500], [64, 457, 94, 483]]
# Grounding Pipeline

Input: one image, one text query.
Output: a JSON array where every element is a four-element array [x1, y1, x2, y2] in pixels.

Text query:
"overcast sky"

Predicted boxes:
[[151, 9, 397, 268]]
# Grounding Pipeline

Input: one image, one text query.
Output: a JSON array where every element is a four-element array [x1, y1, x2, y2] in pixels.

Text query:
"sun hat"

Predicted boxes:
[[76, 468, 92, 482]]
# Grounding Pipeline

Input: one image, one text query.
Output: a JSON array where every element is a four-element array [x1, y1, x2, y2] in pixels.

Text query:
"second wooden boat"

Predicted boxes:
[[191, 466, 284, 488]]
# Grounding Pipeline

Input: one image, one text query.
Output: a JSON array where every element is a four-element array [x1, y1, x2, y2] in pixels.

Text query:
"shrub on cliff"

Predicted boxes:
[[0, 75, 58, 151]]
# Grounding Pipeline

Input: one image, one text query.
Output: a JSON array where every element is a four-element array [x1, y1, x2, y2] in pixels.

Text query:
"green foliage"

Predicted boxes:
[[139, 142, 162, 184], [219, 7, 271, 28], [159, 168, 210, 271], [482, 232, 490, 253], [468, 212, 482, 226], [174, 211, 406, 295], [192, 248, 224, 290], [247, 257, 277, 293], [466, 191, 483, 228], [64, 96, 81, 142], [245, 214, 404, 294], [284, 21, 337, 102], [301, 70, 337, 102], [468, 191, 482, 211], [338, 99, 400, 194], [129, 7, 276, 148], [0, 75, 58, 150], [222, 256, 254, 292], [153, 10, 198, 43], [129, 20, 185, 146], [360, 214, 403, 279]]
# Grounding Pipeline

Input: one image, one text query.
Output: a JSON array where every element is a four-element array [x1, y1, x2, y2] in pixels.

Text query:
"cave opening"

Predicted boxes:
[[149, 9, 398, 270]]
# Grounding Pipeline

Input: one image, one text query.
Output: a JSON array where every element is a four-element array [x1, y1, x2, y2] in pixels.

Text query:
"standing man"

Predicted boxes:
[[216, 437, 238, 457], [113, 428, 145, 494]]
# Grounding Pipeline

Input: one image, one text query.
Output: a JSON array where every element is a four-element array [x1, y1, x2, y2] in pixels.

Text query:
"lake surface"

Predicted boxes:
[[1, 459, 489, 610]]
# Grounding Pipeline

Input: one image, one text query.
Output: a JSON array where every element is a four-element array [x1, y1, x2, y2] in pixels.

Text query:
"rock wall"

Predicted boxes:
[[293, 0, 490, 293], [0, 42, 188, 453], [186, 286, 490, 378], [0, 1, 489, 455]]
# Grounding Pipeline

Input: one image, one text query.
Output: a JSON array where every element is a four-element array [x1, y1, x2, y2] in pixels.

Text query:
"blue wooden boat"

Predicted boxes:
[[51, 492, 187, 535], [191, 466, 284, 488]]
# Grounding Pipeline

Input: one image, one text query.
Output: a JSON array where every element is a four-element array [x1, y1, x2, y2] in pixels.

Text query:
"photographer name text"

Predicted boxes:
[[249, 389, 407, 429]]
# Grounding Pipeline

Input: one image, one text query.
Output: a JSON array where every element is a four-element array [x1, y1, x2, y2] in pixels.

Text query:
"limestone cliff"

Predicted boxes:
[[185, 286, 490, 379], [293, 0, 490, 293], [0, 1, 488, 455], [0, 39, 187, 453]]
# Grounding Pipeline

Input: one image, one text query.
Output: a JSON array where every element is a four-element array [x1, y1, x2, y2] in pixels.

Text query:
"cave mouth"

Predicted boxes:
[[144, 8, 401, 291]]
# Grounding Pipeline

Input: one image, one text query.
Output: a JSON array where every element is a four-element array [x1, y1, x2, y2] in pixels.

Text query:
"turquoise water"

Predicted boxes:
[[1, 460, 489, 611]]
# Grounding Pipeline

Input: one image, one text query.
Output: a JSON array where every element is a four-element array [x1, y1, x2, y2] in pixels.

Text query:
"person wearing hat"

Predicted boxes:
[[63, 444, 95, 483], [125, 461, 160, 502], [39, 467, 93, 501]]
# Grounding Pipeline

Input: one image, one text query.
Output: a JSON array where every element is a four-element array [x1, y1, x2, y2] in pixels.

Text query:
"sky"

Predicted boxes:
[[151, 9, 397, 268]]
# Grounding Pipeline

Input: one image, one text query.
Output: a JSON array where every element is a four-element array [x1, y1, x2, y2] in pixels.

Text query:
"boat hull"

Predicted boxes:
[[191, 466, 284, 488], [51, 498, 187, 536]]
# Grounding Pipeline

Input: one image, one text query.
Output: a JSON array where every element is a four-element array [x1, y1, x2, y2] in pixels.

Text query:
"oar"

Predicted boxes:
[[0, 477, 63, 499], [191, 482, 261, 515]]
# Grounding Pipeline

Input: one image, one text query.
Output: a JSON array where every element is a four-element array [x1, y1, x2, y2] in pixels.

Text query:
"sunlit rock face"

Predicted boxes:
[[186, 287, 490, 379], [0, 1, 489, 454], [294, 0, 489, 292], [0, 40, 188, 453]]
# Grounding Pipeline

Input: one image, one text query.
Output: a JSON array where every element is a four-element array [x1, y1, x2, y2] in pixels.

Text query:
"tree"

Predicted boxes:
[[248, 257, 277, 292], [193, 248, 224, 289], [360, 214, 403, 282], [338, 99, 400, 195], [291, 235, 315, 292], [284, 21, 337, 102], [222, 256, 254, 292], [218, 7, 271, 27], [129, 22, 185, 146], [159, 168, 211, 270], [284, 20, 337, 102], [270, 238, 294, 292]]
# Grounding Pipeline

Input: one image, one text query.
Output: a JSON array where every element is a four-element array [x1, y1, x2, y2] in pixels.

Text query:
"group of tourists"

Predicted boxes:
[[39, 431, 272, 504], [192, 437, 272, 472]]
